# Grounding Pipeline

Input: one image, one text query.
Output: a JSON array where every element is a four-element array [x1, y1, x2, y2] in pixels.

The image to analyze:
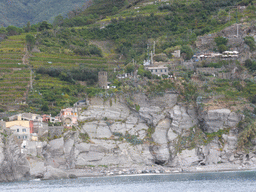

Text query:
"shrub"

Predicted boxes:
[[124, 133, 143, 145], [79, 133, 90, 142], [218, 44, 227, 53], [135, 104, 140, 112], [244, 36, 256, 51], [245, 59, 256, 71], [181, 45, 193, 60], [214, 36, 228, 46], [237, 120, 256, 151]]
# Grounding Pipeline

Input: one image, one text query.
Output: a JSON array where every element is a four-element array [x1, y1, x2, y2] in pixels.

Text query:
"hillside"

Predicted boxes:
[[0, 0, 256, 113], [0, 0, 88, 27], [1, 0, 256, 181], [0, 34, 30, 111]]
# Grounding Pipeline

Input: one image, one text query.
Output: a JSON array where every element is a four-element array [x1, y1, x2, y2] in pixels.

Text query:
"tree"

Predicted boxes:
[[0, 27, 7, 34], [112, 6, 118, 14], [6, 26, 22, 36], [245, 59, 256, 71], [244, 36, 256, 51], [214, 36, 228, 46], [218, 44, 227, 53], [39, 21, 52, 31], [41, 102, 49, 111], [26, 34, 35, 51], [53, 14, 64, 27], [124, 0, 129, 6], [125, 64, 135, 73], [181, 45, 193, 60], [24, 21, 31, 32]]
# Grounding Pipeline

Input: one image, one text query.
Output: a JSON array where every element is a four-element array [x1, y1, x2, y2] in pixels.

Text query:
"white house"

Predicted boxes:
[[10, 125, 30, 140]]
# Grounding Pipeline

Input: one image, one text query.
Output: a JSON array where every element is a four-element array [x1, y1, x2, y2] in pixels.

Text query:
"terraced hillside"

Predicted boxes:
[[26, 39, 125, 114], [30, 53, 107, 70], [0, 34, 30, 110]]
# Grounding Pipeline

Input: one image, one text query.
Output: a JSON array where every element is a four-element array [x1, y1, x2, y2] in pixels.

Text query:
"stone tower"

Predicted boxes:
[[98, 71, 108, 89]]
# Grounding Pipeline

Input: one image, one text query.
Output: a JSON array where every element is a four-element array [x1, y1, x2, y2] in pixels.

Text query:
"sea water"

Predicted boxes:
[[1, 171, 256, 192]]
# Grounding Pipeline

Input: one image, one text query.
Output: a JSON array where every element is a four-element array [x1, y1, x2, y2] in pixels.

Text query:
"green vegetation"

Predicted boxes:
[[25, 34, 35, 51], [79, 132, 90, 143], [181, 45, 193, 60], [244, 36, 256, 51], [175, 126, 230, 153], [245, 59, 256, 72], [113, 132, 143, 145], [0, 34, 30, 105], [237, 110, 256, 151], [214, 36, 228, 53]]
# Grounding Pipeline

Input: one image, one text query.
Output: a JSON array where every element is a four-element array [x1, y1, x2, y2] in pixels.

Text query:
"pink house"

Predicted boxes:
[[59, 108, 78, 127]]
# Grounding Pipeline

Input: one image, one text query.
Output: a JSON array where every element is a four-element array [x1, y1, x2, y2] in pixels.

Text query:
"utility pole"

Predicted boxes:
[[237, 23, 239, 38], [236, 6, 239, 38], [153, 41, 155, 55], [147, 44, 149, 61], [30, 67, 33, 90], [151, 51, 153, 65]]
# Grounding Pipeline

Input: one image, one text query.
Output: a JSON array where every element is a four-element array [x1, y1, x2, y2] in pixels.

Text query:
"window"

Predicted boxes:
[[22, 129, 26, 132], [18, 136, 20, 139], [161, 70, 162, 72], [17, 129, 19, 132], [151, 70, 153, 72], [165, 69, 167, 72], [23, 136, 27, 139], [155, 69, 157, 72]]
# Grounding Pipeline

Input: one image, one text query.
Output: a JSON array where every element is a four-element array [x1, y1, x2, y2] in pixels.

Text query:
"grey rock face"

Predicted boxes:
[[177, 149, 201, 167], [48, 138, 64, 157], [168, 105, 197, 134], [0, 136, 30, 182], [43, 166, 68, 180], [152, 119, 171, 164], [29, 160, 46, 178], [201, 109, 241, 133], [21, 94, 243, 181]]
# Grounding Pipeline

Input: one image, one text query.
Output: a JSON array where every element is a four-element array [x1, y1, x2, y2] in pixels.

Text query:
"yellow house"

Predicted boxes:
[[6, 115, 30, 128]]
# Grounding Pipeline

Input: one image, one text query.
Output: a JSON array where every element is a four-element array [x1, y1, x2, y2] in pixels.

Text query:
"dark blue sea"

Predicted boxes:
[[1, 171, 256, 192]]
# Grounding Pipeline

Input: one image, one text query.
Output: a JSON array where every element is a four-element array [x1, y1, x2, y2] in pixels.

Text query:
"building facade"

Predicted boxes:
[[59, 108, 78, 127], [145, 66, 169, 76], [98, 71, 108, 89], [9, 125, 30, 140]]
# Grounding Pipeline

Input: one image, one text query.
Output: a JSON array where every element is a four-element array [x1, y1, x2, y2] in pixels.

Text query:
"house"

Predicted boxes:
[[6, 118, 30, 129], [42, 114, 57, 123], [7, 112, 48, 137], [9, 125, 30, 140], [145, 66, 169, 76], [172, 50, 180, 58], [42, 114, 51, 122], [73, 99, 87, 107], [59, 108, 78, 127], [8, 113, 42, 122]]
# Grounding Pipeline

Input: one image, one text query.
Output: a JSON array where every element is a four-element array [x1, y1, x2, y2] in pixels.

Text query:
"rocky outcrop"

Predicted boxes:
[[0, 135, 30, 182], [1, 94, 247, 181], [200, 109, 241, 133], [43, 166, 68, 180]]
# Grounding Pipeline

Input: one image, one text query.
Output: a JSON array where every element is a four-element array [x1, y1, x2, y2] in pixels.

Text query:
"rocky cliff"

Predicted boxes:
[[1, 93, 253, 181], [0, 135, 30, 182]]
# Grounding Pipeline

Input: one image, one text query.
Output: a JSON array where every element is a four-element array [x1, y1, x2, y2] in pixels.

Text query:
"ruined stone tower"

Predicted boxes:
[[98, 71, 108, 89]]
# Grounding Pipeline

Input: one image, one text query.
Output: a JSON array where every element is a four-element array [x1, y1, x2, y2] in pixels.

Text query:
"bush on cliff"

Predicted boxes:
[[244, 36, 256, 51]]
